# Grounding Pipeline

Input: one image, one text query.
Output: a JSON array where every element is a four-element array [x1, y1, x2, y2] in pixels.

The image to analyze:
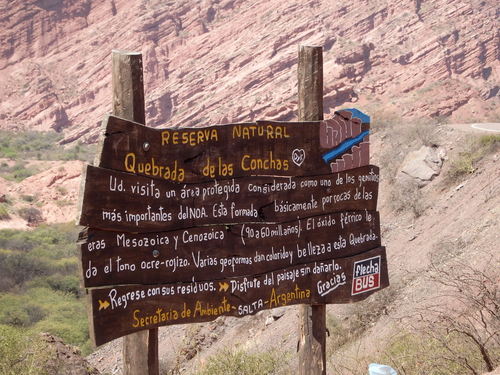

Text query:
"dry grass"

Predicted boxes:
[[388, 253, 500, 374], [194, 348, 290, 375], [388, 179, 425, 218], [327, 285, 400, 369], [444, 134, 500, 185], [369, 111, 445, 218], [375, 119, 440, 182]]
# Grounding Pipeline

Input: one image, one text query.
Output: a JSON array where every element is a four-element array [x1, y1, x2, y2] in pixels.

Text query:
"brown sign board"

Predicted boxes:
[[95, 110, 370, 184], [78, 108, 387, 347], [79, 210, 381, 288], [89, 246, 388, 346], [78, 164, 379, 233]]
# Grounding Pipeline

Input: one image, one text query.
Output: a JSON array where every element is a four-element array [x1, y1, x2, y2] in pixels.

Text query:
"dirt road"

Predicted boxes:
[[448, 122, 500, 133]]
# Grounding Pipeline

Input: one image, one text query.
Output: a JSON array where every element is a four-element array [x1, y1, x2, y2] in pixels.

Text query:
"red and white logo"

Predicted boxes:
[[351, 256, 381, 295]]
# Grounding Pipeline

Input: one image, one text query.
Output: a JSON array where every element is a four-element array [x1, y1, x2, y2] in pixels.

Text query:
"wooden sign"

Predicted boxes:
[[78, 107, 387, 348], [89, 246, 388, 346], [96, 110, 370, 183], [80, 210, 381, 287], [78, 164, 379, 232]]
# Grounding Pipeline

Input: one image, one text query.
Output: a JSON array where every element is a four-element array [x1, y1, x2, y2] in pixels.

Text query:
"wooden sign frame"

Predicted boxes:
[[78, 47, 388, 375]]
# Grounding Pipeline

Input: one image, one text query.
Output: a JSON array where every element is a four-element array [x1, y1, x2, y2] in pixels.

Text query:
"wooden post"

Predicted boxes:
[[148, 329, 159, 375], [112, 50, 145, 124], [112, 50, 159, 375], [297, 45, 326, 375]]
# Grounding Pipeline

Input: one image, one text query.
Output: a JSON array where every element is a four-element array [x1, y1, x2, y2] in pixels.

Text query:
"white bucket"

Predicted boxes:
[[368, 363, 397, 375]]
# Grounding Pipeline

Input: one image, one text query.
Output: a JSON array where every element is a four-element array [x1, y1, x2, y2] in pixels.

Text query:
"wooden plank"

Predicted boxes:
[[78, 164, 379, 232], [112, 50, 145, 125], [89, 246, 389, 346], [298, 45, 323, 122], [79, 210, 381, 287], [298, 44, 325, 375], [94, 113, 369, 183], [110, 49, 150, 375], [147, 328, 159, 375]]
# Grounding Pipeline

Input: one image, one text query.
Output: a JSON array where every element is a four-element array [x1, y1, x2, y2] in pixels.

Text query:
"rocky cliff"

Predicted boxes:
[[0, 0, 498, 142]]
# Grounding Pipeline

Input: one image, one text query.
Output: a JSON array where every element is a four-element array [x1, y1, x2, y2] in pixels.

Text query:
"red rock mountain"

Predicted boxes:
[[1, 2, 499, 372], [0, 0, 498, 142]]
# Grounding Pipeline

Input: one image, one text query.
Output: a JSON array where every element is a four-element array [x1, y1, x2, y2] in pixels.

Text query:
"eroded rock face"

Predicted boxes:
[[0, 160, 84, 229], [41, 333, 101, 375], [398, 145, 446, 186], [0, 0, 498, 140]]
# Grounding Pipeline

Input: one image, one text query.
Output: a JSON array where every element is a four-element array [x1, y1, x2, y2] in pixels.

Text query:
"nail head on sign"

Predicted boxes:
[[152, 249, 160, 258], [143, 142, 150, 151]]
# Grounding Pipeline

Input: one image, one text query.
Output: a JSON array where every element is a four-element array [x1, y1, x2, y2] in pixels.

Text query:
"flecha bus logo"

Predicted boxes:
[[351, 255, 381, 295]]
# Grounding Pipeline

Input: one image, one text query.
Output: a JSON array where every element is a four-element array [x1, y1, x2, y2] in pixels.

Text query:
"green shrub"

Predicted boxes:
[[0, 226, 80, 290], [11, 162, 36, 181], [329, 328, 496, 375], [0, 203, 10, 220], [55, 186, 68, 195], [28, 287, 89, 348], [55, 199, 73, 207], [479, 134, 500, 147], [17, 207, 43, 224], [0, 230, 38, 251], [449, 151, 475, 176], [0, 295, 46, 327], [45, 274, 81, 296], [446, 134, 500, 183], [0, 325, 51, 375], [34, 318, 89, 350], [0, 130, 96, 162], [51, 257, 79, 274], [0, 251, 53, 287], [0, 224, 90, 352], [0, 161, 37, 182], [20, 194, 36, 203], [0, 287, 90, 350], [0, 223, 79, 256], [196, 349, 289, 375]]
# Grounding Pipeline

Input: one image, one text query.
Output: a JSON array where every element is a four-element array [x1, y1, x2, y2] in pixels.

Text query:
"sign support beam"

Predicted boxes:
[[297, 45, 326, 375], [111, 49, 159, 375]]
